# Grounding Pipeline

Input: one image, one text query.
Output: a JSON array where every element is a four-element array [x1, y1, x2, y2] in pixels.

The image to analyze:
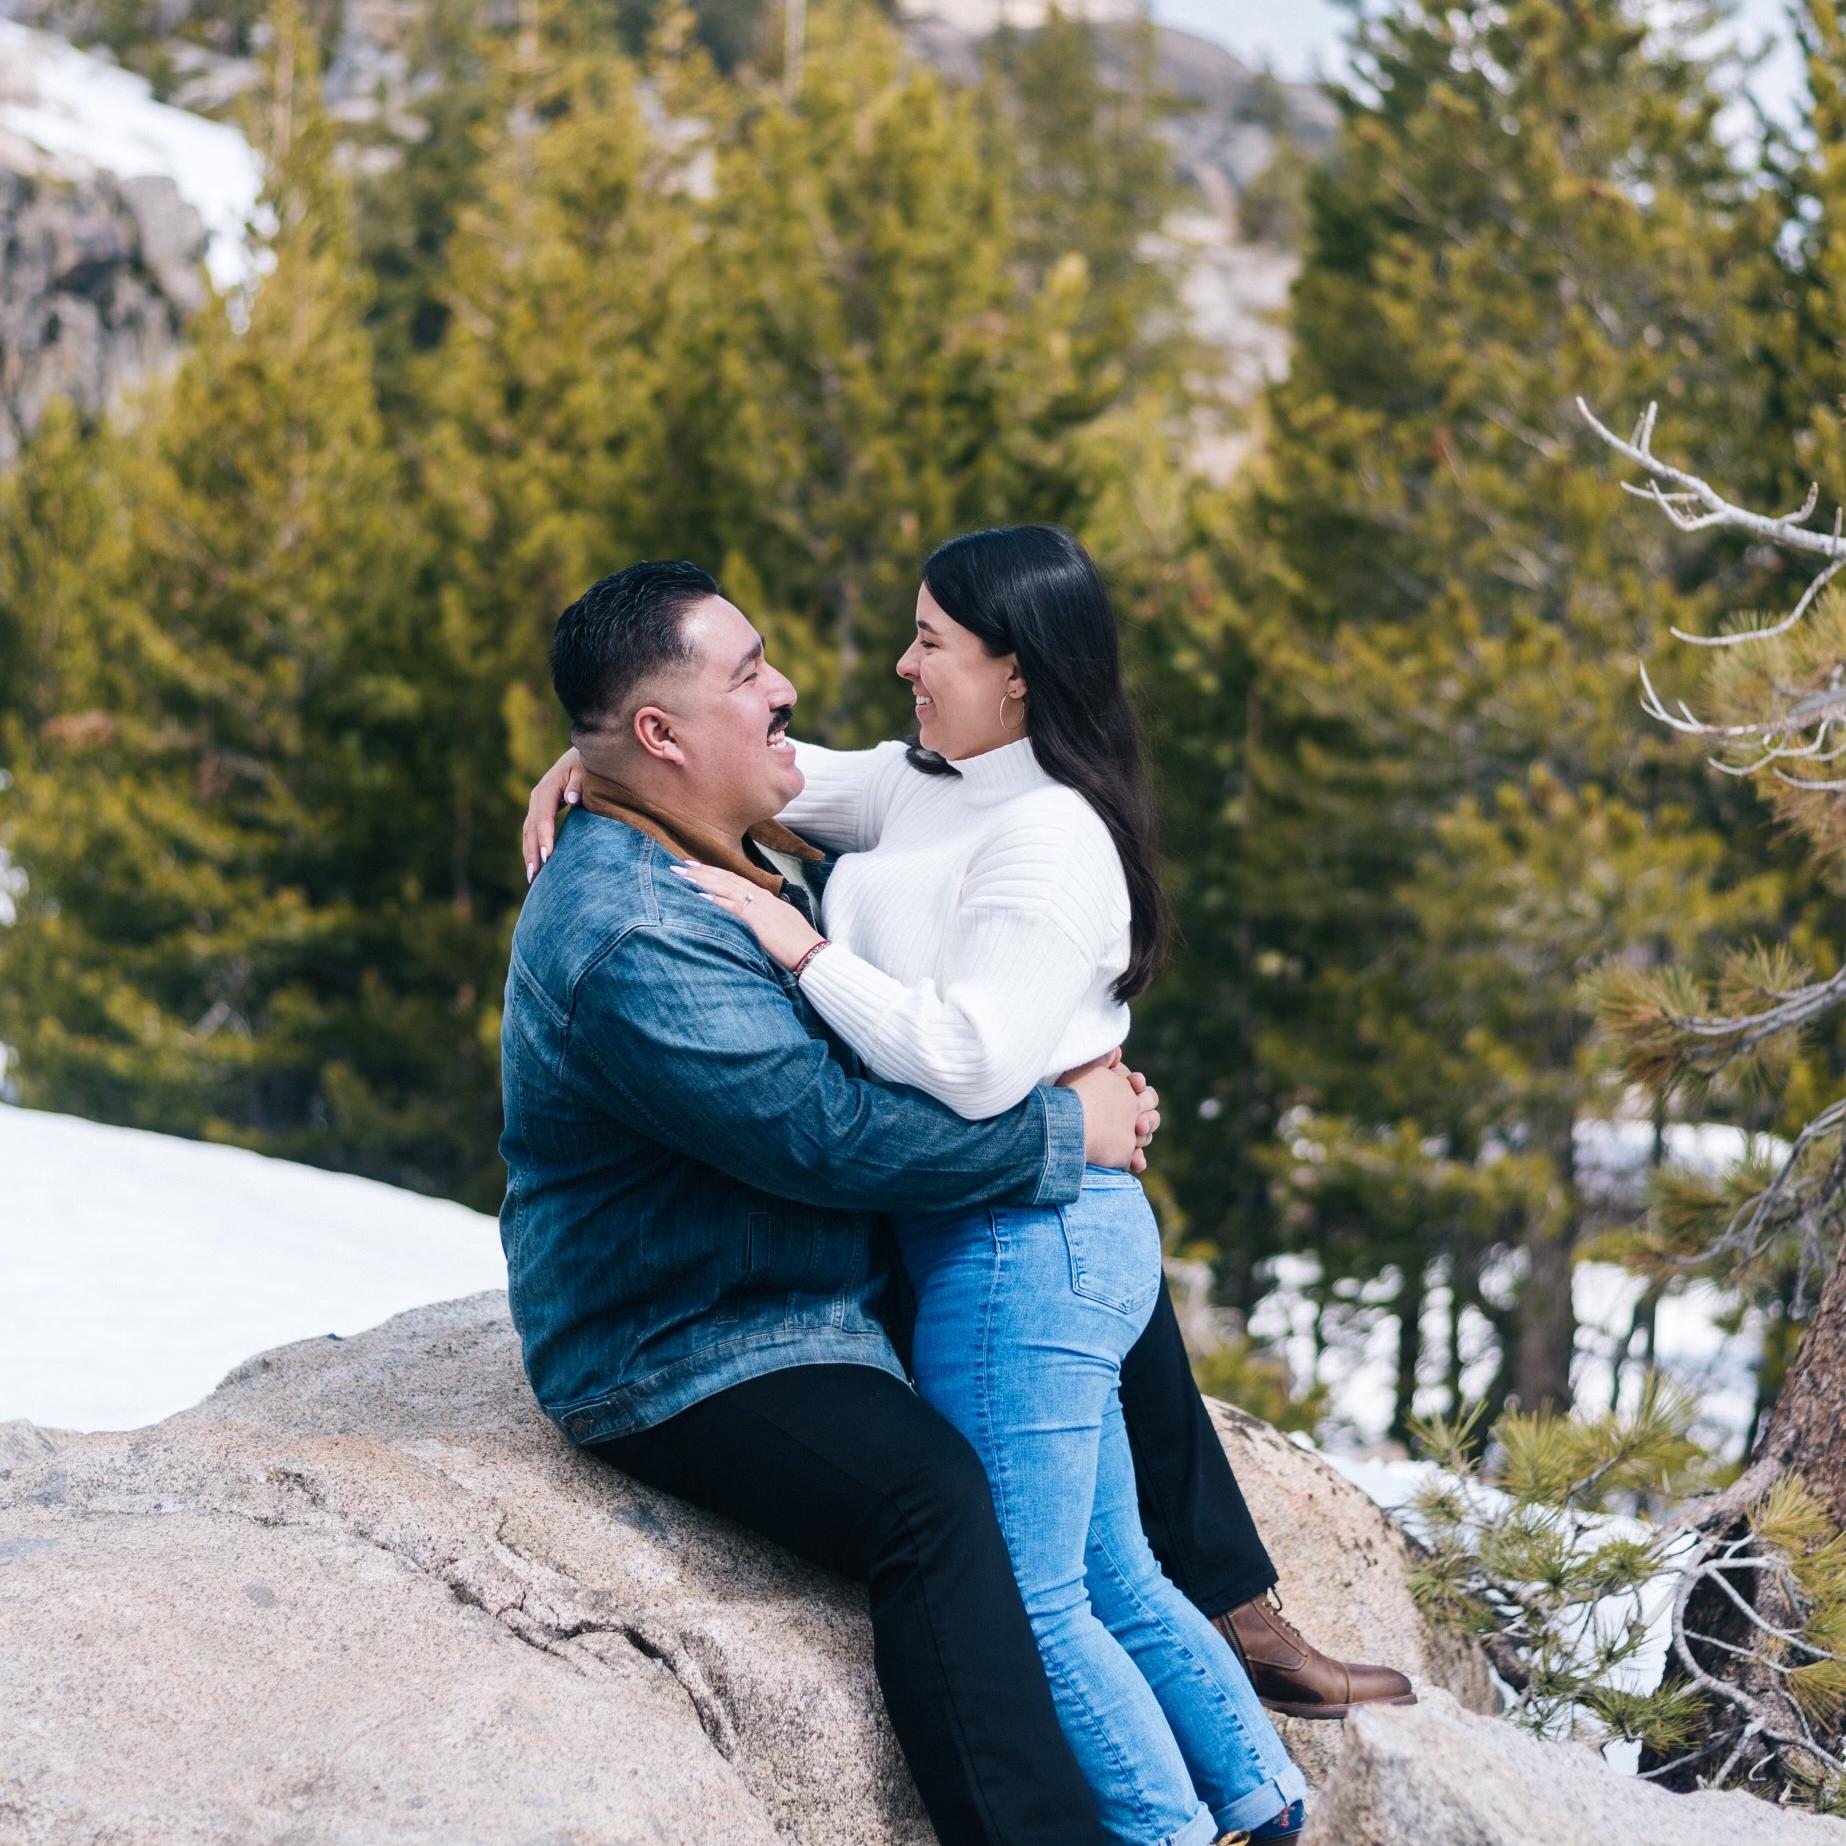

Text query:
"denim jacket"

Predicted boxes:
[[499, 806, 1088, 1442]]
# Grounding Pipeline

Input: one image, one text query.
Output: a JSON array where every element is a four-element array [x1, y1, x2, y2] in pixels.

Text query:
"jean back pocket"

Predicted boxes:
[[1058, 1178, 1162, 1317]]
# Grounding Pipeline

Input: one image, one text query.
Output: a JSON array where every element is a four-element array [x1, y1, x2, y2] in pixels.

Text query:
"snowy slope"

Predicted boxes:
[[1240, 1116, 1772, 1457], [0, 21, 262, 291], [0, 1104, 506, 1431], [1250, 1251, 1760, 1460]]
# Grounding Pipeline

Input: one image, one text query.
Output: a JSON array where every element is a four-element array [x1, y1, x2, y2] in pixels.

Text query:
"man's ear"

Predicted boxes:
[[632, 705, 685, 765]]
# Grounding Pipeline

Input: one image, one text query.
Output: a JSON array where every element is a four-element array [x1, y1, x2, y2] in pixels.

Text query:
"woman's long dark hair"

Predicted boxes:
[[906, 524, 1170, 1002]]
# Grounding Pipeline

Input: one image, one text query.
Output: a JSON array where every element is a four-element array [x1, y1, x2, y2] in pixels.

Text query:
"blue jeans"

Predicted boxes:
[[896, 1167, 1307, 1846]]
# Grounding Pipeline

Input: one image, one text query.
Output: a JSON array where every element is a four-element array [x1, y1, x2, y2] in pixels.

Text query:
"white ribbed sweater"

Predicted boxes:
[[777, 736, 1133, 1120]]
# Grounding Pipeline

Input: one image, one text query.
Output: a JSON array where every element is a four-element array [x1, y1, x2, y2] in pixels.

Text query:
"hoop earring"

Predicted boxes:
[[1000, 692, 1026, 732]]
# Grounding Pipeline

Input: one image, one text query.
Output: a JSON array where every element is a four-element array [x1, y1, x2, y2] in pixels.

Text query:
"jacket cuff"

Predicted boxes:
[[1033, 1085, 1086, 1205]]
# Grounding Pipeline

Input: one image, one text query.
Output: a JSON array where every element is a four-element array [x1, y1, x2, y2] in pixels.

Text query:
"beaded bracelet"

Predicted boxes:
[[791, 938, 833, 982]]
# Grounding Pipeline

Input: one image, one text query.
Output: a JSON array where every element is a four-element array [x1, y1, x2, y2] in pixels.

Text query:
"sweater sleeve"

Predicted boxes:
[[775, 738, 909, 852], [793, 796, 1131, 1119]]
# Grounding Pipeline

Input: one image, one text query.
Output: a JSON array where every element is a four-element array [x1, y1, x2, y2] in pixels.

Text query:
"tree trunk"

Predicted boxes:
[[1514, 1213, 1576, 1413], [1478, 1281, 1518, 1436], [1443, 1252, 1467, 1415], [1609, 1279, 1662, 1412], [1225, 680, 1266, 1322], [1752, 1244, 1846, 1530], [1645, 1248, 1846, 1791], [1742, 1270, 1799, 1469], [1390, 1261, 1426, 1446], [1514, 1120, 1579, 1414]]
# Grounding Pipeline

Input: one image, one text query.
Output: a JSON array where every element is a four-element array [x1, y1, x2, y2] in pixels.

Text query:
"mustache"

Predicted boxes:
[[768, 706, 794, 735]]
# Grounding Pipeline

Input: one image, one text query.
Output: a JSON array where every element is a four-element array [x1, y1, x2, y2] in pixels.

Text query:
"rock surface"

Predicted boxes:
[[1203, 1399, 1491, 1788], [0, 1416, 72, 1469], [0, 162, 203, 464], [7, 1293, 1835, 1842], [1308, 1689, 1846, 1845], [0, 1290, 1481, 1844]]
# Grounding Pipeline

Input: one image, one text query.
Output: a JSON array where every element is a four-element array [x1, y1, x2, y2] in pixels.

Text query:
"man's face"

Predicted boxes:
[[646, 595, 804, 825]]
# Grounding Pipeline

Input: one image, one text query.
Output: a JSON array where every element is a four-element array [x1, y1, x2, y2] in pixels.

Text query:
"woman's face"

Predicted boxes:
[[896, 582, 1024, 762]]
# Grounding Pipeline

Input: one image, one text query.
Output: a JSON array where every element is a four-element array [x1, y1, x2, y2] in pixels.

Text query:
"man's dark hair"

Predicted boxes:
[[550, 561, 720, 734]]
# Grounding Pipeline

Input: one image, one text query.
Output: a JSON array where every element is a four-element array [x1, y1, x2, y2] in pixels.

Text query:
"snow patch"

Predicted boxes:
[[0, 1103, 506, 1431], [1249, 1126, 1767, 1460], [0, 22, 262, 292]]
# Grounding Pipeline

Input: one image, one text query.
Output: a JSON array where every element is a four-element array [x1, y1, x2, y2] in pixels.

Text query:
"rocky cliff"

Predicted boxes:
[[0, 19, 260, 462], [0, 162, 203, 465], [3, 1291, 1837, 1843]]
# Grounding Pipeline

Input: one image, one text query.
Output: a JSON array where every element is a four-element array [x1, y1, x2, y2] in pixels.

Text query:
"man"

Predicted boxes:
[[503, 561, 1409, 1846]]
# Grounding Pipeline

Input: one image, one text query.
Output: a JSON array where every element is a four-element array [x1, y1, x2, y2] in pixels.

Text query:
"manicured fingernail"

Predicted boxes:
[[539, 846, 550, 864], [564, 789, 579, 804], [526, 863, 536, 884]]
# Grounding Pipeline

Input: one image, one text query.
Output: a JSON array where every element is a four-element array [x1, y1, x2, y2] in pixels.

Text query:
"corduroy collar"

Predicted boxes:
[[576, 766, 822, 896]]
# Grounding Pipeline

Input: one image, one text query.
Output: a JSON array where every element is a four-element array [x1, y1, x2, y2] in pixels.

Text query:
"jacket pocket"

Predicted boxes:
[[736, 1206, 822, 1324]]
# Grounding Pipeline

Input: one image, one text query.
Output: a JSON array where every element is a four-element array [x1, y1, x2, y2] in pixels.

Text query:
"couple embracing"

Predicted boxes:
[[500, 527, 1412, 1846]]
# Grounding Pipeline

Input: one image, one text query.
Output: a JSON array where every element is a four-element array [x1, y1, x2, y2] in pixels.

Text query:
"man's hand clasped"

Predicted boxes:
[[1058, 1048, 1160, 1175]]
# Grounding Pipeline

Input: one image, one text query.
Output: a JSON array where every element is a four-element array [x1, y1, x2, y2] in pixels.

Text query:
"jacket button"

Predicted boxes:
[[568, 1415, 592, 1438]]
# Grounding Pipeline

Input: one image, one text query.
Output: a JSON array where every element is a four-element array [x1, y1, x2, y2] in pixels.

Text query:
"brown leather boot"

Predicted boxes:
[[1214, 1590, 1416, 1719]]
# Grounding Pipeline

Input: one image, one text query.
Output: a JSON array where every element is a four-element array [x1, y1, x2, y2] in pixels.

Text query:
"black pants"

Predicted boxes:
[[592, 1282, 1277, 1846], [1122, 1277, 1279, 1617]]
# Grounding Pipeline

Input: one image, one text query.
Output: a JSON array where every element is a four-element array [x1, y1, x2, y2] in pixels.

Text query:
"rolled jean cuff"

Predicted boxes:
[[1166, 1804, 1222, 1846], [1215, 1763, 1309, 1836]]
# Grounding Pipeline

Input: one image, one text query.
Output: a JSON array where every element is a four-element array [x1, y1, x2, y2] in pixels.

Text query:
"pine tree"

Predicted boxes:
[[0, 1, 482, 1194], [353, 0, 498, 420], [0, 401, 120, 748], [1573, 386, 1846, 1803], [408, 0, 702, 911], [644, 0, 1160, 741], [1436, 3, 1846, 1778], [1408, 1378, 1714, 1751], [986, 10, 1186, 392], [1779, 0, 1846, 507], [1208, 0, 1783, 1421]]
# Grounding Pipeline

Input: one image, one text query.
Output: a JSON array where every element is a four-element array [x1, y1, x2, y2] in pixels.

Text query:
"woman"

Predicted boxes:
[[524, 526, 1306, 1846]]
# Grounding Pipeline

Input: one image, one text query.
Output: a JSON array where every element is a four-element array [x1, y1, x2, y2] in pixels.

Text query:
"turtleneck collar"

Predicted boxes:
[[942, 736, 1051, 806]]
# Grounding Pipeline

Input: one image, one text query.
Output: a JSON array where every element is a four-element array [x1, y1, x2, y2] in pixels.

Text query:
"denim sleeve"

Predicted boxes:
[[573, 919, 1085, 1210]]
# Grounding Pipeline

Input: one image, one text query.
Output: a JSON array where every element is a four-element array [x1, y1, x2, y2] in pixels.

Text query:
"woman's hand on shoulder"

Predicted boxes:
[[671, 863, 823, 971], [524, 747, 585, 883]]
